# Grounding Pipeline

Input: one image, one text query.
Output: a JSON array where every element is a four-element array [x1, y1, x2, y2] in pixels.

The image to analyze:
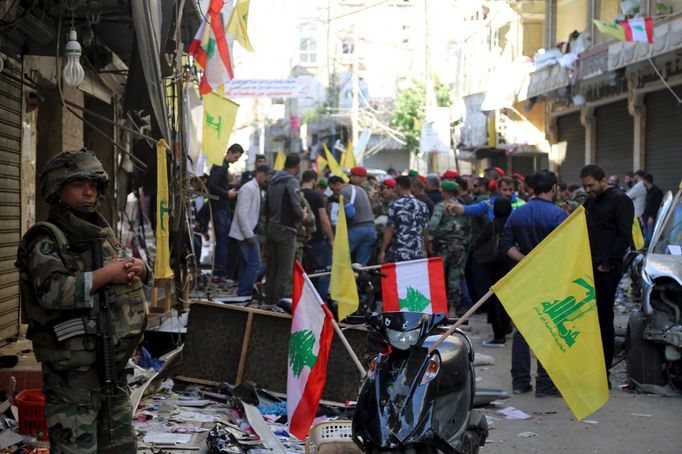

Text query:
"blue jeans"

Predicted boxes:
[[348, 225, 377, 266], [308, 239, 332, 299], [237, 238, 261, 297], [213, 209, 231, 277], [511, 329, 556, 393]]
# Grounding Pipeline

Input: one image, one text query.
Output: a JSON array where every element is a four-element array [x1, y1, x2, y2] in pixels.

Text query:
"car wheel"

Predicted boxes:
[[626, 310, 666, 386]]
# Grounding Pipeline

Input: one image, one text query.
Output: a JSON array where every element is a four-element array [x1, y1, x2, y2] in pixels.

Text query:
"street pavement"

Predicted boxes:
[[465, 313, 682, 453]]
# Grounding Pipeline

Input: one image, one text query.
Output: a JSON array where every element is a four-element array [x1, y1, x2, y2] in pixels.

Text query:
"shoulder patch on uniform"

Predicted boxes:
[[39, 240, 54, 254]]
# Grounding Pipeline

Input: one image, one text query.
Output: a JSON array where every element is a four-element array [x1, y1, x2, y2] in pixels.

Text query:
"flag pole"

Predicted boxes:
[[308, 264, 381, 278], [428, 290, 494, 354], [329, 317, 366, 377]]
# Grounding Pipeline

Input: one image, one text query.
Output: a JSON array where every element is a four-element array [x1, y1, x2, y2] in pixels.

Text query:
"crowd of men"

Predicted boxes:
[[204, 143, 665, 397]]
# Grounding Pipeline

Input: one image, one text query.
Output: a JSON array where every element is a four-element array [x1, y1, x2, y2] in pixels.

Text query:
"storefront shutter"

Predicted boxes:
[[0, 55, 22, 342], [645, 87, 682, 193], [595, 100, 633, 180]]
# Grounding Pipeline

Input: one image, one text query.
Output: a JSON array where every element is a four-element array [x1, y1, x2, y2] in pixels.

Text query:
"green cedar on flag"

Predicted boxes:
[[287, 261, 334, 440], [381, 258, 448, 313]]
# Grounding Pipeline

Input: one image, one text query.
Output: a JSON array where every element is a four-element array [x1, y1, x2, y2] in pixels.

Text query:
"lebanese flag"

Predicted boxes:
[[623, 17, 654, 44], [287, 262, 334, 440], [381, 258, 448, 313], [188, 0, 235, 95]]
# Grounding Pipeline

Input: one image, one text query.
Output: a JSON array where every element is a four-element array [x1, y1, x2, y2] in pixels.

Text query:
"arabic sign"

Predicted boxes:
[[223, 79, 313, 98]]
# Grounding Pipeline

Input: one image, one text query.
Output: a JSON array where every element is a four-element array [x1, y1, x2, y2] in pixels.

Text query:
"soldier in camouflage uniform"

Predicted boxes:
[[295, 190, 317, 264], [15, 149, 149, 454], [430, 180, 472, 315]]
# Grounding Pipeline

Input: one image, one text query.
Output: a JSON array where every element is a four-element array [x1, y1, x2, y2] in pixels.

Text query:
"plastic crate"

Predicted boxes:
[[15, 389, 49, 440], [306, 420, 361, 454]]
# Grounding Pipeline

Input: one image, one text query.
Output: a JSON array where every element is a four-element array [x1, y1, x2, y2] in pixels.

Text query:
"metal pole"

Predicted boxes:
[[428, 290, 494, 354], [351, 25, 360, 146]]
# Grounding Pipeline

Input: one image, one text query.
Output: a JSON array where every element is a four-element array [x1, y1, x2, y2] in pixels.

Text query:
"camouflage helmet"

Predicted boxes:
[[40, 149, 109, 203]]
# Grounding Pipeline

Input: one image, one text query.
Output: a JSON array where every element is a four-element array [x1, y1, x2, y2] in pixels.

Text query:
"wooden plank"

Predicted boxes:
[[235, 312, 254, 385]]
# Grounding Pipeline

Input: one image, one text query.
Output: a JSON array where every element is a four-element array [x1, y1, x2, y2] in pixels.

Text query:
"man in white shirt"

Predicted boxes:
[[229, 165, 270, 297], [626, 170, 647, 219]]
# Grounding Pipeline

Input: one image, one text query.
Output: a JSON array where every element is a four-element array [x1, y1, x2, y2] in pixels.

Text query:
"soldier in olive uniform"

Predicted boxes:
[[16, 149, 149, 454], [430, 180, 471, 315]]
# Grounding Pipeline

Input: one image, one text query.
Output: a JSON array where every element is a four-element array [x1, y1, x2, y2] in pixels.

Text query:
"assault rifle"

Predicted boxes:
[[91, 240, 117, 440]]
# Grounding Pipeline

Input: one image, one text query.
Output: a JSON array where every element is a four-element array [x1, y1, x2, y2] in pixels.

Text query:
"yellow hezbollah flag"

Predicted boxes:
[[273, 148, 286, 170], [226, 0, 254, 52], [330, 195, 359, 320], [491, 206, 607, 420], [315, 153, 327, 173], [593, 19, 626, 41], [323, 143, 349, 183], [203, 92, 239, 166], [154, 140, 174, 279], [632, 216, 645, 250], [341, 141, 357, 169]]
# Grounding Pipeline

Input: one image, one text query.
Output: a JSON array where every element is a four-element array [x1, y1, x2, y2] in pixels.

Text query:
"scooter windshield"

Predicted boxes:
[[380, 311, 446, 332]]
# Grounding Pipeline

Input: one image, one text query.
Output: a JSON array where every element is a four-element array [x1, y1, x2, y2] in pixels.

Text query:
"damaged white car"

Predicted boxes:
[[627, 183, 682, 392]]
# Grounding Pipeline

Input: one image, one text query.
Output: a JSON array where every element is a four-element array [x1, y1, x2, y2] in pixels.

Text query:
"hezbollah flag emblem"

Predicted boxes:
[[492, 206, 608, 419]]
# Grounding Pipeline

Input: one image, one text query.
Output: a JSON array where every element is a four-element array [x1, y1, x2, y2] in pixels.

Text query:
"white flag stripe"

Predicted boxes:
[[395, 259, 433, 313], [286, 271, 327, 423]]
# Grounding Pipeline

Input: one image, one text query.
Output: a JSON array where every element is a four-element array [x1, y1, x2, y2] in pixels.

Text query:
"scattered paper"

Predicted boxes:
[[631, 413, 652, 418], [174, 411, 217, 423], [497, 406, 532, 420], [518, 431, 537, 438], [582, 420, 599, 425], [143, 433, 192, 445], [474, 353, 496, 366], [0, 430, 25, 450]]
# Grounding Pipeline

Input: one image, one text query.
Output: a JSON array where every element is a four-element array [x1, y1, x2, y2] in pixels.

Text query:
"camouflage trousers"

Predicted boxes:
[[42, 363, 136, 454], [435, 240, 467, 314]]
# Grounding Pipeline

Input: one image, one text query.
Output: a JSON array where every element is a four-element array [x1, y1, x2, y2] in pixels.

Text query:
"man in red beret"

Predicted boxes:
[[350, 166, 381, 216], [442, 170, 460, 180]]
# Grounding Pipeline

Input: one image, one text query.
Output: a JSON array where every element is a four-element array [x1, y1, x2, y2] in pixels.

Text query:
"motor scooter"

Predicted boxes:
[[352, 311, 488, 453]]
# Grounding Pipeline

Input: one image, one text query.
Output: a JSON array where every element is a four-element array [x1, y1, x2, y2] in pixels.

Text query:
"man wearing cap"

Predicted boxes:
[[430, 180, 471, 315], [379, 176, 430, 264], [411, 176, 435, 217], [380, 178, 397, 215], [442, 170, 459, 180], [329, 175, 377, 265], [351, 166, 382, 216]]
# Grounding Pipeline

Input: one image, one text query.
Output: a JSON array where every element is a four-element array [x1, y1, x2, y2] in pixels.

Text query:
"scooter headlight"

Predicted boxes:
[[386, 328, 421, 350], [420, 354, 441, 386]]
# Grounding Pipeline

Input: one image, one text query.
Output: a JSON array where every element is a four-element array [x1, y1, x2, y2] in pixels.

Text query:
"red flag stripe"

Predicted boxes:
[[623, 21, 633, 41], [380, 262, 399, 312], [209, 5, 235, 80], [427, 257, 448, 313], [292, 261, 306, 312], [645, 17, 654, 43], [288, 316, 333, 439]]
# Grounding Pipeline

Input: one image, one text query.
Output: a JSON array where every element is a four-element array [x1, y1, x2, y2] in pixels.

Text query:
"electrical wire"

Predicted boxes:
[[648, 56, 682, 105], [328, 0, 392, 22]]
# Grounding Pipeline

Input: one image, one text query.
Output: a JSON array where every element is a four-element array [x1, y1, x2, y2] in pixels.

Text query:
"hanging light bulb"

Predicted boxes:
[[63, 29, 85, 87]]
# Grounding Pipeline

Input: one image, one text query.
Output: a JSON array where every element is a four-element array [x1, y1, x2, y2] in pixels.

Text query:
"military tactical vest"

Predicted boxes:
[[16, 219, 147, 371]]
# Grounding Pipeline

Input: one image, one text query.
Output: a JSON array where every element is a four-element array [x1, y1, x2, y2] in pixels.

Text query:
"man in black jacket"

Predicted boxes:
[[580, 164, 634, 374], [643, 173, 664, 244], [266, 153, 307, 305], [208, 143, 244, 284]]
